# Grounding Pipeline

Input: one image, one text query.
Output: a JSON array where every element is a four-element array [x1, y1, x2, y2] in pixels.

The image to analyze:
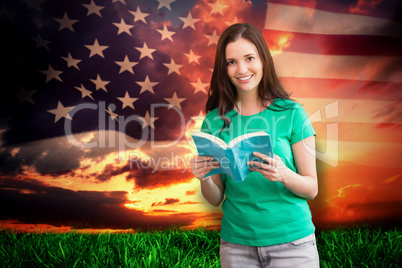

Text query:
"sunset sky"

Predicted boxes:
[[0, 0, 401, 233]]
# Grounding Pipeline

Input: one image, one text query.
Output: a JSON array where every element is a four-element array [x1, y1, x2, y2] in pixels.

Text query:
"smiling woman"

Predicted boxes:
[[225, 38, 264, 100], [190, 23, 319, 268]]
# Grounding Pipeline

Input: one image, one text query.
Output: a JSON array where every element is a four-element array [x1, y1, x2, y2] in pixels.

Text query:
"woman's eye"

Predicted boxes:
[[227, 61, 235, 65], [247, 57, 254, 61]]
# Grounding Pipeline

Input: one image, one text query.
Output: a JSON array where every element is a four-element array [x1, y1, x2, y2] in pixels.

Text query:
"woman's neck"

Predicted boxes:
[[235, 94, 266, 116]]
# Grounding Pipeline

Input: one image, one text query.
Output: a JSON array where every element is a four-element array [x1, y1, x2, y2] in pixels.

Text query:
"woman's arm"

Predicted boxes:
[[190, 156, 225, 207], [200, 174, 225, 207], [281, 136, 318, 199], [248, 135, 318, 200]]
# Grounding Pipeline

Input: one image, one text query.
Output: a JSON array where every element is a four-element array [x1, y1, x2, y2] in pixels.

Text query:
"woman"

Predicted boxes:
[[190, 23, 319, 267]]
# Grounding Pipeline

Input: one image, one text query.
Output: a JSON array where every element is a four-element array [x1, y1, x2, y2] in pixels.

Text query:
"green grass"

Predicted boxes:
[[0, 226, 400, 267]]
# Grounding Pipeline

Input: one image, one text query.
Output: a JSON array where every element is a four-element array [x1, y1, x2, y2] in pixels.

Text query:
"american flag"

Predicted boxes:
[[0, 0, 401, 231], [1, 0, 268, 145]]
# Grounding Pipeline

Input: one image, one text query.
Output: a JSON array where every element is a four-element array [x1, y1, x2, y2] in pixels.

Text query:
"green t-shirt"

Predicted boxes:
[[201, 98, 316, 246]]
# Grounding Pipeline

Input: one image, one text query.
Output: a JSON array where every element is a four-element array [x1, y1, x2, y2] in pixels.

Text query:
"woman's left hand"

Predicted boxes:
[[247, 152, 289, 183]]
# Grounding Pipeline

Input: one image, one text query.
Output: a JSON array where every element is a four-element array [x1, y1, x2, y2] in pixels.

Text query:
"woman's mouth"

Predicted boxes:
[[237, 74, 253, 82]]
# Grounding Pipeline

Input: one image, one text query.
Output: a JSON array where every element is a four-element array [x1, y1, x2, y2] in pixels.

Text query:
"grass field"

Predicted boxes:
[[0, 226, 401, 267]]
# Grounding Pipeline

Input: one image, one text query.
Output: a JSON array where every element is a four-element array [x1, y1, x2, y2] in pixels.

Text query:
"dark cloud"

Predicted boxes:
[[0, 128, 195, 186], [185, 188, 197, 195], [0, 134, 88, 176], [128, 164, 194, 189], [94, 163, 131, 182], [0, 177, 196, 230], [152, 198, 180, 207], [0, 149, 24, 175], [372, 101, 402, 125]]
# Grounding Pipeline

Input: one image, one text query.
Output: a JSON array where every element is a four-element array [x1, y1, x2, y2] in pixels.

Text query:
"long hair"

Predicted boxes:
[[206, 23, 291, 130]]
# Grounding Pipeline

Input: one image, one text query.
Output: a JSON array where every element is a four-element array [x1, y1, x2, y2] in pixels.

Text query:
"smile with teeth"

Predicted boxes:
[[237, 74, 253, 81]]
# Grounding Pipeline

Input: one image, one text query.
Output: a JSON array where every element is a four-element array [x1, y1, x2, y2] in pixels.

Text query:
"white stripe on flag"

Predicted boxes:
[[273, 52, 402, 82], [265, 3, 402, 38], [297, 98, 401, 124]]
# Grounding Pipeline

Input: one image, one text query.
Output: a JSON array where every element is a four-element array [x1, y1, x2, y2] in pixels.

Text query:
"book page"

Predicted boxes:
[[191, 131, 227, 149], [227, 131, 269, 148]]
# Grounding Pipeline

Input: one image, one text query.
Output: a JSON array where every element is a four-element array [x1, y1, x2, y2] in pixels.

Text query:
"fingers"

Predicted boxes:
[[249, 167, 274, 176], [193, 155, 214, 162], [247, 160, 277, 172], [249, 154, 286, 182], [190, 155, 220, 180], [252, 152, 274, 163], [194, 161, 220, 171]]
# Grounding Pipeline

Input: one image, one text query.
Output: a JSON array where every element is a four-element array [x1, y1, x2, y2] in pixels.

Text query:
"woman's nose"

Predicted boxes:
[[237, 61, 247, 74]]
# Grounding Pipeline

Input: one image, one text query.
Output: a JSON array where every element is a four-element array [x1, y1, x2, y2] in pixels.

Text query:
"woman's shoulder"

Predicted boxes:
[[270, 98, 301, 110], [205, 108, 219, 117], [204, 107, 236, 119]]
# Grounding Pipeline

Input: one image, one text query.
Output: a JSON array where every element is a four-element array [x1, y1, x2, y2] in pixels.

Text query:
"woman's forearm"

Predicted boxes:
[[200, 176, 225, 207], [281, 168, 318, 200]]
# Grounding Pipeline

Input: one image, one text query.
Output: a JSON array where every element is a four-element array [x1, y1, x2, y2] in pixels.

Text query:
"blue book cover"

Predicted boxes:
[[191, 131, 273, 182]]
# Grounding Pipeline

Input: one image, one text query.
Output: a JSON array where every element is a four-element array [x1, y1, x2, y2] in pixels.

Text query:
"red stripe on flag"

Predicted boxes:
[[264, 29, 402, 56], [279, 77, 402, 101], [267, 0, 398, 20]]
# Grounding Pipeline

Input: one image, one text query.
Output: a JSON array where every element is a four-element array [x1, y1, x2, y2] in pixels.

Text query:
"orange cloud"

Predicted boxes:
[[264, 31, 294, 55], [309, 160, 402, 228], [186, 187, 198, 195], [349, 0, 384, 14]]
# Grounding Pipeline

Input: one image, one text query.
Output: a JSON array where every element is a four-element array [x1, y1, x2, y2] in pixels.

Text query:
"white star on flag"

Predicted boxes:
[[208, 0, 229, 15], [85, 39, 109, 58], [190, 78, 209, 94], [90, 74, 110, 92], [164, 92, 186, 110], [61, 53, 81, 70], [226, 16, 240, 26], [139, 111, 158, 129], [40, 65, 63, 83], [156, 25, 175, 41], [26, 0, 46, 11], [205, 30, 220, 46], [54, 13, 78, 32], [179, 12, 200, 30], [113, 18, 134, 36], [106, 107, 119, 122], [82, 0, 104, 17], [115, 55, 138, 74], [135, 42, 156, 60], [130, 6, 149, 23], [184, 49, 201, 65], [157, 0, 176, 11], [136, 76, 159, 94], [32, 35, 50, 50], [47, 101, 75, 123], [15, 87, 36, 105], [74, 84, 94, 100], [163, 59, 183, 75], [191, 111, 206, 121], [117, 92, 138, 109]]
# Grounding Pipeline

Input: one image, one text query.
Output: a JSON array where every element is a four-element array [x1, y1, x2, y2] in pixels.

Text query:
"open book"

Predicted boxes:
[[191, 131, 273, 182]]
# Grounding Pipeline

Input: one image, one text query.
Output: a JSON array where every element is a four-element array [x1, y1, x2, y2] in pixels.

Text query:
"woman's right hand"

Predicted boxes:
[[190, 155, 220, 180]]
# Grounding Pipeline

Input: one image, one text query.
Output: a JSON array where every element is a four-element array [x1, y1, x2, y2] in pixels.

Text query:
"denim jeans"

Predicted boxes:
[[220, 233, 320, 268]]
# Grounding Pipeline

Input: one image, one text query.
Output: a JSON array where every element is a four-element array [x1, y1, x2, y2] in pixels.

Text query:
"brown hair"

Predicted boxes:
[[206, 23, 292, 130]]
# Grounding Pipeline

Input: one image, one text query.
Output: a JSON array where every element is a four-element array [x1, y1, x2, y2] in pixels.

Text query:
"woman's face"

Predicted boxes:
[[225, 38, 263, 96]]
